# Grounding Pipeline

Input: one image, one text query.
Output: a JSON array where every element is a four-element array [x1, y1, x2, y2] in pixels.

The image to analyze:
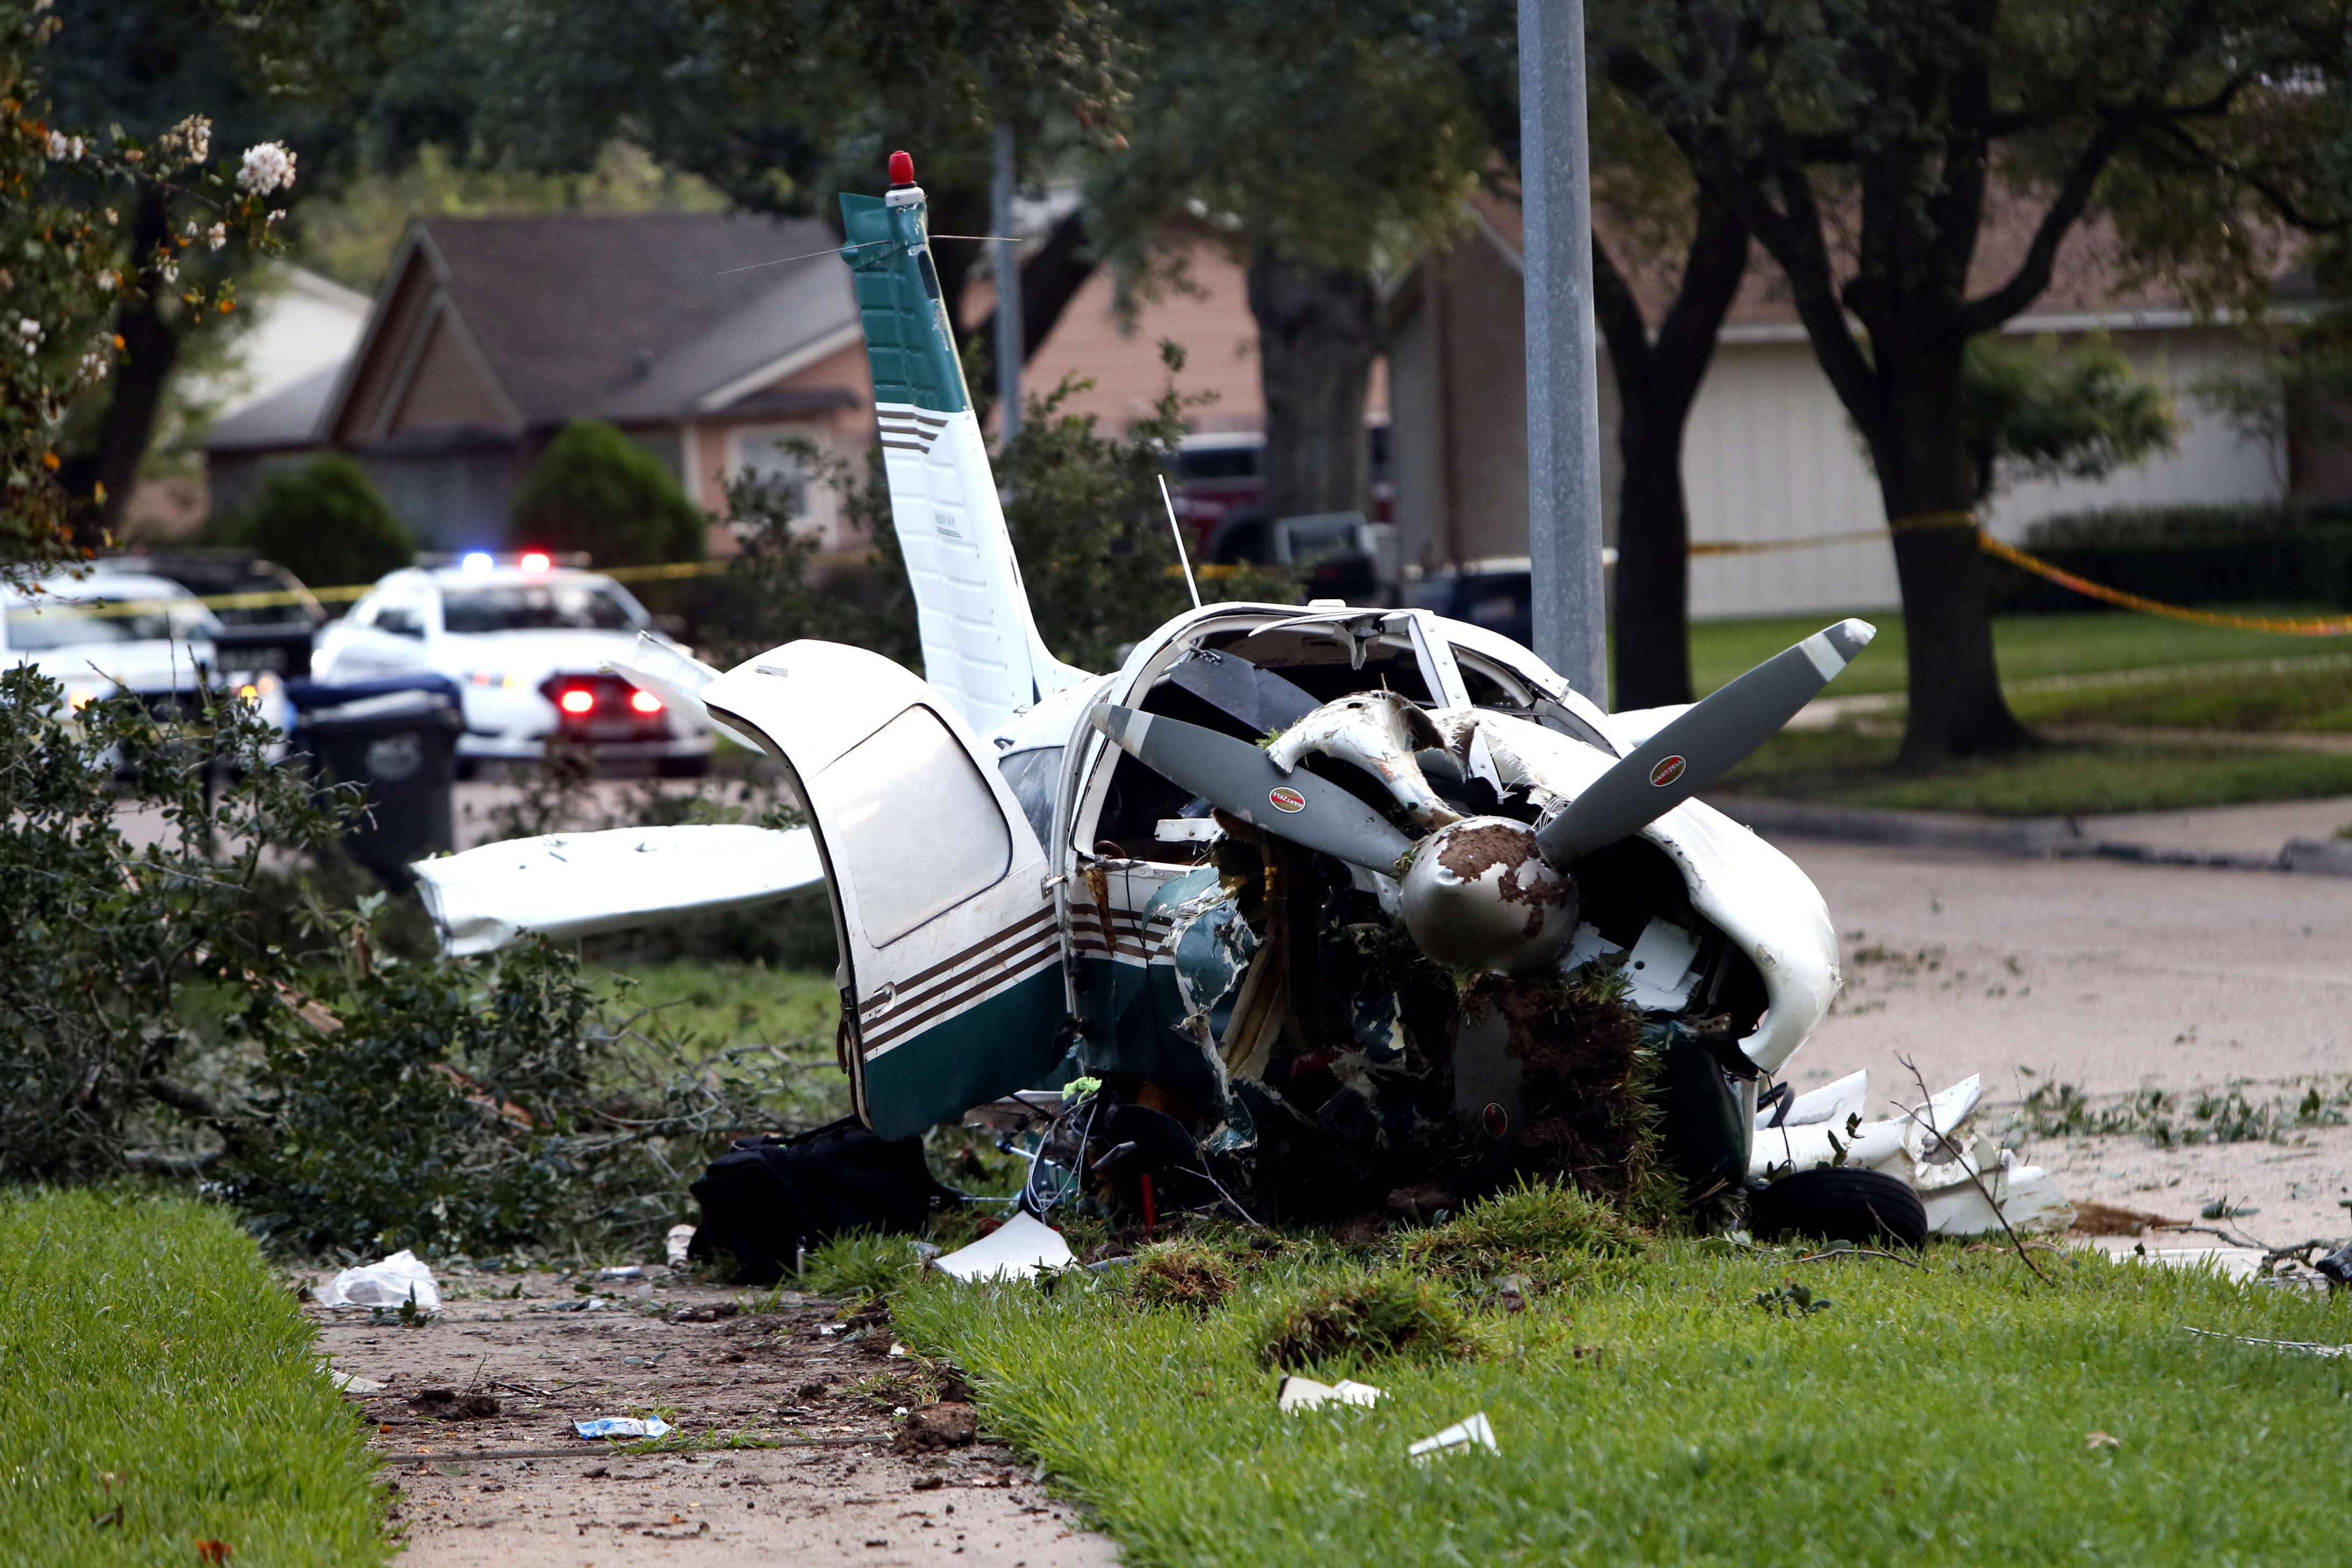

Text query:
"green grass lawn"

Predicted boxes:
[[1714, 727, 2352, 815], [2010, 661, 2352, 733], [1685, 607, 2352, 698], [892, 1231, 2352, 1567], [592, 958, 842, 1049], [0, 1188, 389, 1565]]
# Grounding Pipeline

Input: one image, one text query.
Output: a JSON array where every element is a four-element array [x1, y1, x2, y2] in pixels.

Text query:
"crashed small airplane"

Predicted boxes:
[[417, 152, 2067, 1240]]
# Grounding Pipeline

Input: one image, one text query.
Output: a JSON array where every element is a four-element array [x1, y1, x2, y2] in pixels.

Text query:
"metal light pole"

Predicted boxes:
[[992, 121, 1023, 445], [1519, 0, 1608, 704]]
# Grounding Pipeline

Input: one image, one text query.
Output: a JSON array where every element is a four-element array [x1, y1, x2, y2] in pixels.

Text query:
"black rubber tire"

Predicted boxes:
[[657, 753, 713, 779], [1749, 1167, 1928, 1249]]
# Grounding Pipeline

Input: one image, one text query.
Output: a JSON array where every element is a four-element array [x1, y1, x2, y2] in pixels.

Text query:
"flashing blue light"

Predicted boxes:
[[460, 551, 495, 573]]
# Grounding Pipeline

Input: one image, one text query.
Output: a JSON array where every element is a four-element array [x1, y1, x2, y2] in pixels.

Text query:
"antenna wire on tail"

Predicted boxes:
[[1159, 475, 1202, 608]]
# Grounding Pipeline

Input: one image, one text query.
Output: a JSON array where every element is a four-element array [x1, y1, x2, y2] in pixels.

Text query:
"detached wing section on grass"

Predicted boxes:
[[415, 824, 822, 956]]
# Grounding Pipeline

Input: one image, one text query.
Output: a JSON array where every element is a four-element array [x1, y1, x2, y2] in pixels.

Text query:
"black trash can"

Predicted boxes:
[[287, 675, 464, 883]]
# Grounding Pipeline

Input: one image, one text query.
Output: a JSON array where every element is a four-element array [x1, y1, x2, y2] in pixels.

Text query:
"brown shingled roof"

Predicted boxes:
[[402, 211, 856, 426]]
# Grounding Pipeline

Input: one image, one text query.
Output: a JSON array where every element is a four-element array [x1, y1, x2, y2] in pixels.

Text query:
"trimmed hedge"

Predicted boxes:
[[1992, 503, 2352, 612]]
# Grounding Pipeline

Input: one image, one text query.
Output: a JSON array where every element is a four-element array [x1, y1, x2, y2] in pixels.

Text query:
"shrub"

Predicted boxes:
[[0, 664, 820, 1256], [706, 341, 1293, 671], [510, 419, 706, 568], [1992, 505, 2352, 613], [221, 452, 415, 588], [1254, 1270, 1485, 1371], [1129, 1241, 1237, 1313]]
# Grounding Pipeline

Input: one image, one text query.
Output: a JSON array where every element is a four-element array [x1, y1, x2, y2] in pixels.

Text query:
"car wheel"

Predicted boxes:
[[453, 757, 480, 782], [657, 753, 712, 779], [1749, 1167, 1928, 1249]]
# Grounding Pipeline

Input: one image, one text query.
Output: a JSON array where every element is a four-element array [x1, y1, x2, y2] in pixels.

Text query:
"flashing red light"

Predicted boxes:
[[518, 550, 553, 573], [888, 150, 914, 186], [627, 689, 664, 716], [557, 688, 596, 716]]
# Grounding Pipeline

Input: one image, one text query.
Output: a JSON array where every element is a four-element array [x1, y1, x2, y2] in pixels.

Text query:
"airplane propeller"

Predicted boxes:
[[1091, 618, 1874, 976], [1531, 617, 1875, 865], [1087, 705, 1415, 870]]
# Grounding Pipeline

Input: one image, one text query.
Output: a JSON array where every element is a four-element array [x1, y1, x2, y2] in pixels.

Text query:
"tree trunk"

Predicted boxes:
[[62, 188, 179, 543], [1594, 201, 1748, 710], [1246, 246, 1378, 524], [1019, 208, 1095, 366], [1868, 346, 2033, 762], [1611, 418, 1695, 709]]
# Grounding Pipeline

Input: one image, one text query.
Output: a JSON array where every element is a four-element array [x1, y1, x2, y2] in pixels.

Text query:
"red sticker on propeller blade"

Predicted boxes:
[[1649, 755, 1688, 788], [1269, 786, 1307, 813]]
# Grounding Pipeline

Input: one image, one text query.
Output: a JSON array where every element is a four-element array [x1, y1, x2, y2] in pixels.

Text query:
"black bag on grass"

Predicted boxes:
[[687, 1117, 960, 1285]]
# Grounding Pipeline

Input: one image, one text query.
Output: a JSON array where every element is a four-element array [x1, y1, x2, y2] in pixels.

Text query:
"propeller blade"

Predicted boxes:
[[1534, 618, 1875, 865], [1089, 705, 1415, 870]]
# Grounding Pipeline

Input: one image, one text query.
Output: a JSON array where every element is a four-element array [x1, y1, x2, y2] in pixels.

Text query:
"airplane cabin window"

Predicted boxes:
[[996, 746, 1061, 847], [820, 706, 1012, 946]]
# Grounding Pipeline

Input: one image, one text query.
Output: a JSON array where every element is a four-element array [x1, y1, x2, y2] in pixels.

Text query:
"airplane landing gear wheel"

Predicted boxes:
[[1749, 1167, 1928, 1249]]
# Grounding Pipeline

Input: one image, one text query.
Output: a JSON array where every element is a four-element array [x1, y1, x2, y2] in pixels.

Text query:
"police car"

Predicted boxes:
[[1, 568, 290, 733], [311, 554, 714, 775]]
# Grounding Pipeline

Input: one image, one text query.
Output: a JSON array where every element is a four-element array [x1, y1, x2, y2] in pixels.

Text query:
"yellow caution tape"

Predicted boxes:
[[9, 557, 738, 621], [1688, 528, 1893, 557], [1978, 532, 2352, 636]]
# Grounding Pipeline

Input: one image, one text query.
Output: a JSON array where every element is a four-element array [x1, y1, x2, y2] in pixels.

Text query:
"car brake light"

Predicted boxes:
[[627, 689, 663, 716], [557, 688, 596, 715]]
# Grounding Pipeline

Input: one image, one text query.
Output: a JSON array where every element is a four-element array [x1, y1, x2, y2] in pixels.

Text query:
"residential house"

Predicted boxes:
[[1387, 193, 2300, 618], [206, 212, 872, 553]]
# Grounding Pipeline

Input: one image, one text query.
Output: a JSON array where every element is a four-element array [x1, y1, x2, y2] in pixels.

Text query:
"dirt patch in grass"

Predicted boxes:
[[1254, 1270, 1486, 1372], [1129, 1242, 1238, 1313]]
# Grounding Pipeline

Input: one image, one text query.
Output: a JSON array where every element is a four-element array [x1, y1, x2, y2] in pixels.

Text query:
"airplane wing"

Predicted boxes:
[[412, 824, 823, 956], [839, 157, 1089, 737]]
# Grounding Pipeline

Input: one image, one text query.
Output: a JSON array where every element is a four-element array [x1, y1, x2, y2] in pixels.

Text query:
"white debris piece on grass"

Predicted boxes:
[[930, 1212, 1075, 1282], [1408, 1411, 1500, 1462], [2185, 1327, 2352, 1357], [1277, 1375, 1383, 1411], [315, 1249, 443, 1312], [574, 1416, 674, 1440], [330, 1371, 388, 1394], [1747, 1072, 2076, 1236], [666, 1223, 697, 1270]]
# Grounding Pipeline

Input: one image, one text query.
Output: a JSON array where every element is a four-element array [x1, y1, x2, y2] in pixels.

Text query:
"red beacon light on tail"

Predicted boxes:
[[888, 150, 915, 187]]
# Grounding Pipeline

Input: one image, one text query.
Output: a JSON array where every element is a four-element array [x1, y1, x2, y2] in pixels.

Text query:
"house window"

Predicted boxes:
[[726, 425, 816, 524]]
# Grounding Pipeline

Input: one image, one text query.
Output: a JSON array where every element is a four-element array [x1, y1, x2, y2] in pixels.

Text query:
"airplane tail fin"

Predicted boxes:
[[838, 154, 1086, 736]]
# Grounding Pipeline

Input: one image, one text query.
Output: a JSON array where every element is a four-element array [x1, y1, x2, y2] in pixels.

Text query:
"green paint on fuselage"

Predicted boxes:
[[839, 192, 970, 416], [859, 965, 1065, 1140]]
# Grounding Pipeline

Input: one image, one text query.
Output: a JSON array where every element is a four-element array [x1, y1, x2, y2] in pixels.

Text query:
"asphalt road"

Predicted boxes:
[[1765, 833, 2352, 1248]]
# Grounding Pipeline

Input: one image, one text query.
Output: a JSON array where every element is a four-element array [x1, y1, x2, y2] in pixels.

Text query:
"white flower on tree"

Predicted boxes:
[[205, 223, 227, 251], [17, 318, 42, 354], [45, 130, 83, 162], [160, 115, 212, 166], [236, 141, 297, 196]]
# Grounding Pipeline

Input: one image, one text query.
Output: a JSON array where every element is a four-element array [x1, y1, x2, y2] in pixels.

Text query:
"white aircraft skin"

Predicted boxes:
[[415, 155, 1854, 1191]]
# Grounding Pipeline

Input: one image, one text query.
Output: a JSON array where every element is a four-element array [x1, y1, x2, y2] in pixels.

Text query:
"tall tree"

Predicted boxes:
[[1598, 0, 2352, 761], [1456, 27, 1750, 709], [39, 0, 458, 539], [472, 0, 1119, 381], [1091, 0, 1489, 524]]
